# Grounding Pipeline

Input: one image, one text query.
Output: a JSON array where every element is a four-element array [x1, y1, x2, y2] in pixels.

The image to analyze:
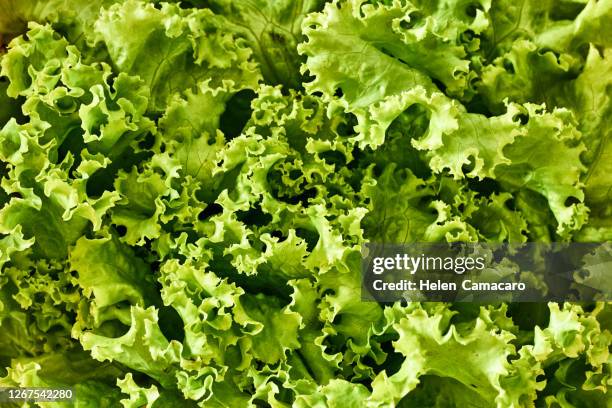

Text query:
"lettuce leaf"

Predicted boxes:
[[207, 0, 325, 89], [0, 1, 610, 407], [94, 1, 261, 113]]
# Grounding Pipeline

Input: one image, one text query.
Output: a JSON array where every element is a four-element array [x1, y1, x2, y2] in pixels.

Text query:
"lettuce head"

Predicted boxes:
[[0, 0, 610, 407]]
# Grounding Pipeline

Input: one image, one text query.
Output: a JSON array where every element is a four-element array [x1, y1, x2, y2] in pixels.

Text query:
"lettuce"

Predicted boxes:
[[0, 1, 610, 407]]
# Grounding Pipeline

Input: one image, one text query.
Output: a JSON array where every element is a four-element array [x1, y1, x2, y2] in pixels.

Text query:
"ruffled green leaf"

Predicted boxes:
[[207, 0, 324, 89], [80, 305, 181, 388], [0, 351, 125, 407], [94, 0, 261, 112]]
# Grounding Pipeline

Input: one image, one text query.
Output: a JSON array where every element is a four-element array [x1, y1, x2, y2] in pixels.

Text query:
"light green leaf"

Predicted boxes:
[[94, 1, 261, 112]]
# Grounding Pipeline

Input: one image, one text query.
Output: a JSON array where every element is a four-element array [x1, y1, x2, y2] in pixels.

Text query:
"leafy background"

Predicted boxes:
[[0, 0, 610, 407]]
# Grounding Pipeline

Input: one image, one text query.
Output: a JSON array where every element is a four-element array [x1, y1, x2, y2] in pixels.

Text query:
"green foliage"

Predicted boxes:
[[0, 0, 610, 407]]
